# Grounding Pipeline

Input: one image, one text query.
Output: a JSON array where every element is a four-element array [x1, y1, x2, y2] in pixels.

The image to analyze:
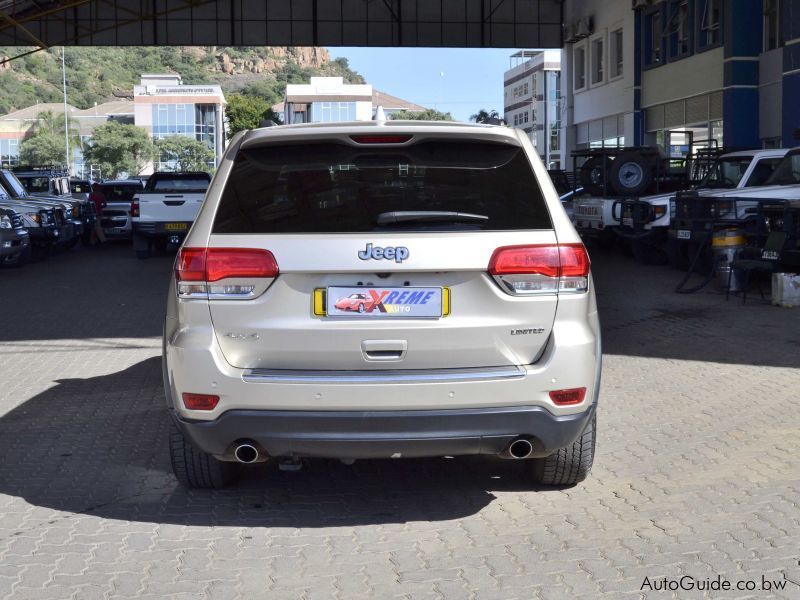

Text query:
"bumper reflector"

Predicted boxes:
[[549, 388, 587, 406], [182, 393, 220, 410]]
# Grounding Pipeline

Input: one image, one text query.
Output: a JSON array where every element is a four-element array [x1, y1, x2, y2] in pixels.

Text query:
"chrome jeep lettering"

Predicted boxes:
[[358, 243, 409, 263]]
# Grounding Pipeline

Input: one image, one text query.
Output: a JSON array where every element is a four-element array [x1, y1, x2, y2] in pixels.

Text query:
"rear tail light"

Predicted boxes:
[[182, 393, 220, 410], [131, 199, 140, 217], [549, 388, 587, 406], [175, 247, 279, 299], [488, 244, 590, 295]]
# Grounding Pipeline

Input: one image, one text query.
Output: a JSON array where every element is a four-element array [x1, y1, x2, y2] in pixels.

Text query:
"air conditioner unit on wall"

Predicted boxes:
[[574, 17, 593, 39]]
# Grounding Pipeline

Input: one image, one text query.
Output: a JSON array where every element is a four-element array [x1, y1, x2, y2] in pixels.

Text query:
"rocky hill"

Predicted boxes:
[[0, 46, 364, 114]]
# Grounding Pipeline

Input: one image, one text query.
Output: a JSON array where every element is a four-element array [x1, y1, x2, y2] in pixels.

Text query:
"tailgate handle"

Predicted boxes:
[[163, 200, 185, 206], [361, 339, 407, 362]]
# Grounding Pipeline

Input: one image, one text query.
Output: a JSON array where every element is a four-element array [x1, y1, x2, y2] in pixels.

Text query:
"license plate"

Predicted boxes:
[[165, 222, 188, 231], [622, 218, 633, 227], [323, 286, 446, 318], [677, 229, 691, 240]]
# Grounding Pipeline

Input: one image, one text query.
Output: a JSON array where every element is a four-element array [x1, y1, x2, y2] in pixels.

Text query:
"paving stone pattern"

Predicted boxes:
[[0, 244, 798, 599]]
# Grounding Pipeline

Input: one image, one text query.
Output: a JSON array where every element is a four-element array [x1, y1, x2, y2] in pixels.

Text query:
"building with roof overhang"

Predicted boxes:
[[0, 72, 225, 177], [133, 73, 226, 172], [282, 77, 427, 124]]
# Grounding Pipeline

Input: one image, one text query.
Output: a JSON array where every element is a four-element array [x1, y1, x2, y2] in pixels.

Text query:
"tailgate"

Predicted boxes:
[[136, 192, 204, 223], [207, 232, 560, 371]]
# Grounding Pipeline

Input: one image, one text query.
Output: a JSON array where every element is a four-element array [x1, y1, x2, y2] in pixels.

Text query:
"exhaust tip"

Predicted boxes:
[[234, 443, 259, 464], [508, 438, 534, 459]]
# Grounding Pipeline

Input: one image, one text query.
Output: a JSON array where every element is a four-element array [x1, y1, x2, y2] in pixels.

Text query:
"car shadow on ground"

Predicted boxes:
[[0, 357, 572, 528]]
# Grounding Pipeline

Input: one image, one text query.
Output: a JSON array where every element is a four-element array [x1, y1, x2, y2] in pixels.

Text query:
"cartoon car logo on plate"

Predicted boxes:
[[334, 293, 373, 313]]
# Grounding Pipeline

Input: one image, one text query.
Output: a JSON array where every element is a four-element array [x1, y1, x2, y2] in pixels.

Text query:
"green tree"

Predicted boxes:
[[154, 135, 215, 172], [470, 109, 500, 123], [240, 79, 282, 104], [18, 133, 65, 166], [225, 94, 282, 137], [390, 108, 454, 121], [18, 109, 81, 167], [83, 121, 153, 178]]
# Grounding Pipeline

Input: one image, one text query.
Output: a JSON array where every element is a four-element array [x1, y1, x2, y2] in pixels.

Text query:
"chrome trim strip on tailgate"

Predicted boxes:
[[242, 365, 526, 384]]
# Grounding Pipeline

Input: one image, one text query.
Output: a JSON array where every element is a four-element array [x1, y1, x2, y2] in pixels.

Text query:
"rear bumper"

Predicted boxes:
[[667, 228, 707, 243], [617, 226, 666, 241], [573, 220, 617, 237], [133, 221, 192, 238], [164, 278, 602, 461], [173, 403, 597, 460]]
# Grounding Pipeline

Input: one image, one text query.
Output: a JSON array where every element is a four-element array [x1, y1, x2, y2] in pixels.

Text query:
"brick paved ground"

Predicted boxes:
[[0, 243, 798, 599]]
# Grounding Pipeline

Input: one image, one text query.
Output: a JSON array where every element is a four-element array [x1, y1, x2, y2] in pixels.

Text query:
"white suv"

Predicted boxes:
[[164, 119, 602, 489]]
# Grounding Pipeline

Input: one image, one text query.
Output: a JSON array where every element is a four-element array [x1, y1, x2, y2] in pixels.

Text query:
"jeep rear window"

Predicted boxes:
[[146, 173, 210, 193], [98, 183, 141, 202], [212, 141, 552, 233]]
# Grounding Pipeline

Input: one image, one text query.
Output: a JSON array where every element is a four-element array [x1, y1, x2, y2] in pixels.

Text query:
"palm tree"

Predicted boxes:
[[470, 109, 500, 123], [29, 110, 82, 151]]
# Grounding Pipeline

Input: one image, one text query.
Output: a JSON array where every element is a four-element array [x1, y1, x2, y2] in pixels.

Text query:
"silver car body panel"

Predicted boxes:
[[165, 121, 600, 445]]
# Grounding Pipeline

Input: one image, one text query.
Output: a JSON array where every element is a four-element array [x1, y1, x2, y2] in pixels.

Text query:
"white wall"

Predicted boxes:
[[641, 47, 724, 108], [133, 102, 152, 130], [355, 101, 373, 121], [563, 0, 635, 162]]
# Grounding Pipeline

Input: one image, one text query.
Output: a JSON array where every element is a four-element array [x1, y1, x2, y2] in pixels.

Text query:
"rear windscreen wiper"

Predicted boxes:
[[376, 211, 489, 225]]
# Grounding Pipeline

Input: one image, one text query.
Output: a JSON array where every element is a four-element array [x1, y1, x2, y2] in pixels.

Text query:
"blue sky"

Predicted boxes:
[[327, 48, 522, 122]]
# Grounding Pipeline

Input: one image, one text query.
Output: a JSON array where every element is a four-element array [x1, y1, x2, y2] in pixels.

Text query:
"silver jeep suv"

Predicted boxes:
[[164, 120, 601, 489]]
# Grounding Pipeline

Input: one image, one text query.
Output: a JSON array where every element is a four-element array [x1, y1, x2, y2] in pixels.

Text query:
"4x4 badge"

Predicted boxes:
[[358, 243, 409, 263]]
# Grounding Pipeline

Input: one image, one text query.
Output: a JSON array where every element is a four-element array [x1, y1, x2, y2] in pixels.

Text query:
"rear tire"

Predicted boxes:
[[169, 419, 240, 489], [579, 156, 613, 196], [530, 414, 596, 486]]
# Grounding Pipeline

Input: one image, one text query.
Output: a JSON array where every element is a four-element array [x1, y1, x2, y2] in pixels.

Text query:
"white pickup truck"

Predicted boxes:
[[131, 171, 211, 259], [667, 147, 800, 268], [617, 149, 788, 264]]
